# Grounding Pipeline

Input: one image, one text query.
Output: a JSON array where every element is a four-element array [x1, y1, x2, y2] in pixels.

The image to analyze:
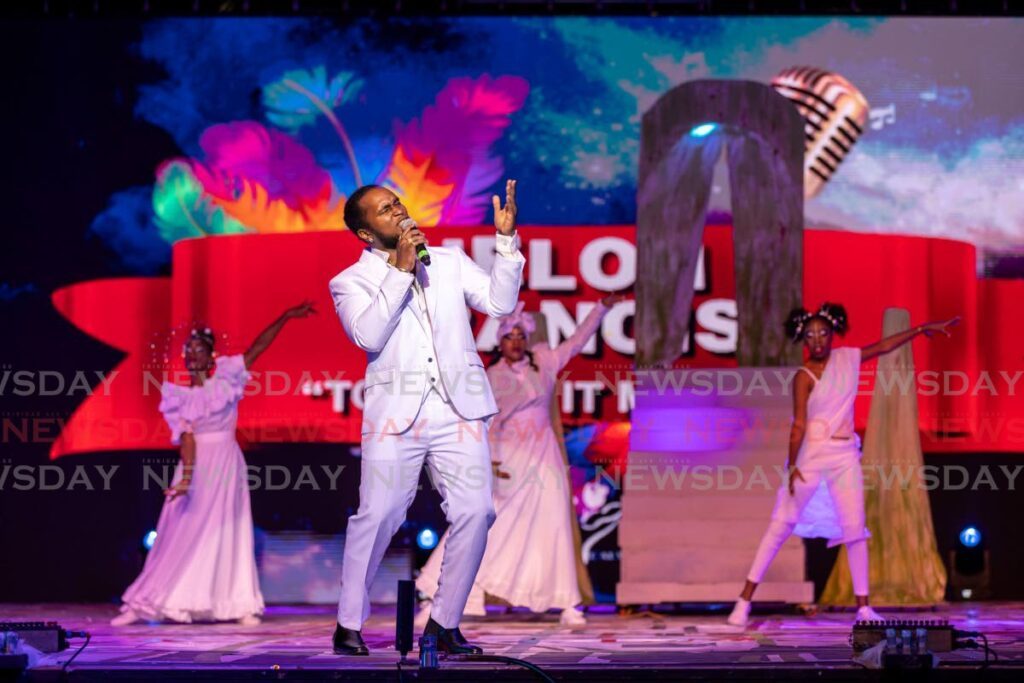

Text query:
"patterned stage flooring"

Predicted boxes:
[[2, 602, 1023, 680]]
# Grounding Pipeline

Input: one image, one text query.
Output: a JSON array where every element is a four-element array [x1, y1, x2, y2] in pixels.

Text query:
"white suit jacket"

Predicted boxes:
[[329, 238, 525, 434]]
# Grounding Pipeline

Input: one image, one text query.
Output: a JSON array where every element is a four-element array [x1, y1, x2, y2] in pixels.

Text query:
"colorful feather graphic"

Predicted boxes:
[[203, 177, 346, 234], [152, 160, 248, 243], [385, 146, 455, 227], [383, 74, 529, 226], [190, 121, 346, 234], [262, 66, 364, 186], [194, 122, 330, 209]]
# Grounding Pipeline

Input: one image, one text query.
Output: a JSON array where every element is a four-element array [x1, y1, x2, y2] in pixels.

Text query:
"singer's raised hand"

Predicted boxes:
[[492, 179, 517, 236], [394, 222, 427, 273]]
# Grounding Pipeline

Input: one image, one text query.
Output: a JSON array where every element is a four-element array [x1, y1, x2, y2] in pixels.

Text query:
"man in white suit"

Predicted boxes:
[[329, 180, 524, 655]]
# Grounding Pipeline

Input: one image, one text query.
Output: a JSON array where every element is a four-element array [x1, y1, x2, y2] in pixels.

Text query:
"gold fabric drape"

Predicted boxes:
[[819, 308, 947, 606]]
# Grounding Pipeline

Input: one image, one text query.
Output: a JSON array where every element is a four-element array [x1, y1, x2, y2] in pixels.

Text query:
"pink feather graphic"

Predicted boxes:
[[383, 75, 529, 225], [187, 121, 346, 233], [193, 121, 335, 211]]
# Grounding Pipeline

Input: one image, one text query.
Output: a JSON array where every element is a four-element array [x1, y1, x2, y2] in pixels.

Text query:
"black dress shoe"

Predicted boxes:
[[424, 617, 483, 655], [450, 626, 481, 652], [332, 623, 369, 655]]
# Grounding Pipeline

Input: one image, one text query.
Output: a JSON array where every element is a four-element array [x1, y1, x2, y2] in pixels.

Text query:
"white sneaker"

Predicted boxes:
[[727, 599, 751, 627], [855, 605, 884, 622], [236, 614, 261, 626], [110, 609, 142, 627], [559, 607, 587, 627], [414, 603, 432, 629]]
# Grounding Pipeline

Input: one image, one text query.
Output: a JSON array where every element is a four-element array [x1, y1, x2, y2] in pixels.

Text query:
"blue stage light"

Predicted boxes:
[[689, 123, 718, 138], [143, 530, 158, 550], [959, 526, 981, 548], [416, 527, 438, 550]]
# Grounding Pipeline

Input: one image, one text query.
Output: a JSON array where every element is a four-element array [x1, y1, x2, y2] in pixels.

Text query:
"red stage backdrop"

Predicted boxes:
[[49, 227, 1023, 458]]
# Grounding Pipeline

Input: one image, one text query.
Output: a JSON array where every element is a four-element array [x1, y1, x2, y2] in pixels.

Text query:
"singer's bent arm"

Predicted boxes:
[[329, 269, 414, 352], [458, 245, 524, 318]]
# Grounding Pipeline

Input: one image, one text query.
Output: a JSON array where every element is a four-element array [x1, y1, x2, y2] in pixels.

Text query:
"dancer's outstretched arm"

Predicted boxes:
[[243, 301, 317, 368], [550, 293, 625, 370], [860, 316, 960, 362]]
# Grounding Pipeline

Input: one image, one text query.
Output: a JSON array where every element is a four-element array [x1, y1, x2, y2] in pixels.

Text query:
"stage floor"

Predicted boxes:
[[3, 602, 1023, 681]]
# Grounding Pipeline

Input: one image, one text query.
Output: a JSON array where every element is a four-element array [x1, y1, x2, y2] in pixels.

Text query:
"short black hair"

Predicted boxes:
[[344, 184, 383, 234]]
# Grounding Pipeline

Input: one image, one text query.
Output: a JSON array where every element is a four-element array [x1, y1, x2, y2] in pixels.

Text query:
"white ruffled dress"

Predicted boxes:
[[118, 354, 265, 622]]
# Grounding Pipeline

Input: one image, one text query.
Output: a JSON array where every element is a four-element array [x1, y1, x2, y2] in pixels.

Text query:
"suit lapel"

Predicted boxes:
[[360, 248, 431, 336], [419, 260, 438, 326], [358, 248, 389, 279], [408, 271, 430, 338]]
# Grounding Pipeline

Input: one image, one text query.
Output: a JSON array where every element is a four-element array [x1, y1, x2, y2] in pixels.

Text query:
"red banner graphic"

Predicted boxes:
[[49, 227, 1023, 458]]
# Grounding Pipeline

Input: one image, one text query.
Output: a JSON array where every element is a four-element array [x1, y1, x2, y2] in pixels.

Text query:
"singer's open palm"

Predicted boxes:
[[492, 179, 518, 236]]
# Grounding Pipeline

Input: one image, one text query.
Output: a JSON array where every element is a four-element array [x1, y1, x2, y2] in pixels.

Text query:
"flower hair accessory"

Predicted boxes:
[[183, 325, 217, 353], [497, 301, 536, 339], [815, 306, 840, 329], [791, 311, 815, 340], [791, 303, 847, 340]]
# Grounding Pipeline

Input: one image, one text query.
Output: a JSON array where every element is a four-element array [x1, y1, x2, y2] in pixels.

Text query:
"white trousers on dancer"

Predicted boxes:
[[747, 521, 870, 596], [337, 390, 495, 631], [746, 444, 870, 595]]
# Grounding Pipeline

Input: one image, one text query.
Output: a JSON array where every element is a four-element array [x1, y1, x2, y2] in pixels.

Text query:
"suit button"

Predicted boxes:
[[430, 377, 436, 382], [427, 357, 433, 363]]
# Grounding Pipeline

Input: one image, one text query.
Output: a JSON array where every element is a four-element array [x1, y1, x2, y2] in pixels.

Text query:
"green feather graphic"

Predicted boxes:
[[153, 161, 248, 244], [262, 66, 364, 186]]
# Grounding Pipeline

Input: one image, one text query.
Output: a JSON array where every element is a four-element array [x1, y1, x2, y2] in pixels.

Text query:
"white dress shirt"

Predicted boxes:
[[369, 232, 522, 405]]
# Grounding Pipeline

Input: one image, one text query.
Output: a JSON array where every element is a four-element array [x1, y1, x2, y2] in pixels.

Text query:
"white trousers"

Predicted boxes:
[[747, 445, 870, 595], [337, 390, 495, 630], [747, 521, 870, 596]]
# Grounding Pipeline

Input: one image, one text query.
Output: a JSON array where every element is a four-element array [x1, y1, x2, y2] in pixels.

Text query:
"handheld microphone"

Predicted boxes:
[[399, 217, 430, 266]]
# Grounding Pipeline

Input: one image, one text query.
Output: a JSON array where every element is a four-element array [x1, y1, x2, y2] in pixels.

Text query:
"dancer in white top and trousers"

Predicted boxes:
[[328, 181, 524, 655], [727, 303, 959, 627]]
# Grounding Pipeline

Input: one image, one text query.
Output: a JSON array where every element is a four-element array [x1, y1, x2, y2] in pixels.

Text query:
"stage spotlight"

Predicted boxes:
[[142, 530, 158, 551], [959, 526, 981, 548], [949, 523, 990, 600], [689, 123, 718, 138], [416, 527, 438, 551]]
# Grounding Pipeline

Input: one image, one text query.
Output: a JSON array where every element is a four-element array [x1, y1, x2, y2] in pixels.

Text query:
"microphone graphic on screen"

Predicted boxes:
[[399, 217, 430, 266], [770, 66, 870, 199]]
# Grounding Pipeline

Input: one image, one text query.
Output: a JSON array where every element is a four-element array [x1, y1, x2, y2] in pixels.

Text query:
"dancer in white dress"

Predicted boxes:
[[417, 294, 622, 627], [112, 302, 316, 626], [727, 303, 959, 627]]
